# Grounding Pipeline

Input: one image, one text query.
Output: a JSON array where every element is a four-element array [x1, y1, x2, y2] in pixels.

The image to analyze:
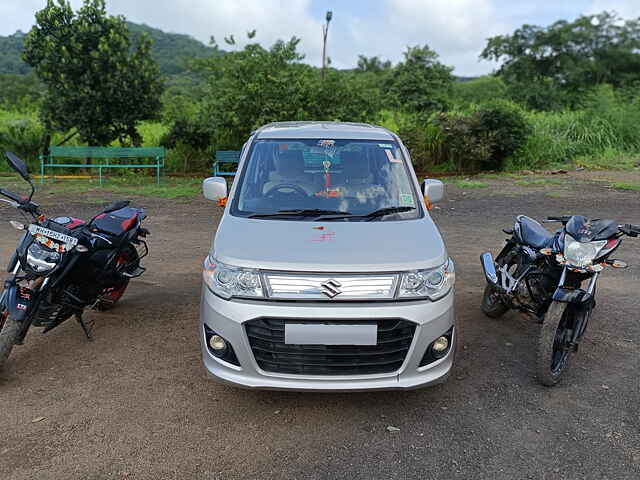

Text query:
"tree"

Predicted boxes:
[[481, 11, 640, 109], [356, 55, 392, 73], [194, 35, 376, 149], [22, 0, 163, 146], [384, 45, 453, 114]]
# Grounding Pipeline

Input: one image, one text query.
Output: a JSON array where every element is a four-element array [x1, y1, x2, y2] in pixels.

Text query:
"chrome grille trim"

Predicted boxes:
[[263, 273, 399, 300]]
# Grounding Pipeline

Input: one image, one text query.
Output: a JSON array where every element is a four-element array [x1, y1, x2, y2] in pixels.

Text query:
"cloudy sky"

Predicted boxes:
[[2, 0, 639, 75]]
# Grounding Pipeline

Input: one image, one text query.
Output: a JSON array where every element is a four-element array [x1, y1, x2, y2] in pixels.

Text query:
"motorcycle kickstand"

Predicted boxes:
[[76, 313, 94, 341]]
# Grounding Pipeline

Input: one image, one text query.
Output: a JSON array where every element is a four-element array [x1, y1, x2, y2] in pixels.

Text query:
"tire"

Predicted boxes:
[[536, 301, 572, 386], [0, 313, 21, 371], [481, 283, 509, 318], [94, 279, 130, 311]]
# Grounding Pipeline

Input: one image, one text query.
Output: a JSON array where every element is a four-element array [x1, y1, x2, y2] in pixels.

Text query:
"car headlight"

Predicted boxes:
[[26, 242, 61, 272], [563, 235, 607, 268], [203, 256, 264, 299], [399, 258, 455, 300]]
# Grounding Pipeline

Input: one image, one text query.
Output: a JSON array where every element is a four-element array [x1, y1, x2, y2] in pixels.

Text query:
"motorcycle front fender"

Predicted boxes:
[[552, 287, 593, 304], [3, 285, 35, 322]]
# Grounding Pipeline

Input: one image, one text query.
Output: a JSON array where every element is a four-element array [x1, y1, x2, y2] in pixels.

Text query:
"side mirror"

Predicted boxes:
[[5, 152, 30, 182], [421, 179, 444, 204], [203, 177, 228, 202]]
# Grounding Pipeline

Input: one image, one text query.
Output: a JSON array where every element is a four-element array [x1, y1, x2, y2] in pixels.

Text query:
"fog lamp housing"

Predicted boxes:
[[203, 324, 240, 366], [419, 327, 454, 367]]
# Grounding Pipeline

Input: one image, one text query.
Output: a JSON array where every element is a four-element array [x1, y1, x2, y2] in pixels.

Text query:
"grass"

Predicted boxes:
[[445, 178, 489, 189], [0, 175, 204, 199], [513, 177, 565, 186], [610, 182, 640, 191]]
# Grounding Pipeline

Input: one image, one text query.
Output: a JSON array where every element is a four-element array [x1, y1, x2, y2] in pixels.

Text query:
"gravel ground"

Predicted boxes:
[[0, 172, 639, 480]]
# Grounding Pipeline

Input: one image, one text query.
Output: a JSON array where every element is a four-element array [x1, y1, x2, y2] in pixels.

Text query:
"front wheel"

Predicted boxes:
[[481, 283, 508, 318], [0, 311, 22, 371], [536, 301, 573, 386]]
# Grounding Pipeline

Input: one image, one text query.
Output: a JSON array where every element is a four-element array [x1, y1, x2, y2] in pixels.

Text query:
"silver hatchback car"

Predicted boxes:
[[200, 122, 455, 390]]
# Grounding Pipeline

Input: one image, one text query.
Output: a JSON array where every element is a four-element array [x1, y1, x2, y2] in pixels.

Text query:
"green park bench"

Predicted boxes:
[[39, 146, 166, 185], [212, 150, 241, 176]]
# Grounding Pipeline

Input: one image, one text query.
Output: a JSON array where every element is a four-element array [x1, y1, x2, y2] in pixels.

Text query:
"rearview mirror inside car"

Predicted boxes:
[[203, 177, 228, 202], [421, 179, 444, 204]]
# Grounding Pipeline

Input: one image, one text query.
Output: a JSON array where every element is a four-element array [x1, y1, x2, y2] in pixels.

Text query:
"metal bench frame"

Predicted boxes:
[[39, 146, 166, 185], [212, 150, 241, 176]]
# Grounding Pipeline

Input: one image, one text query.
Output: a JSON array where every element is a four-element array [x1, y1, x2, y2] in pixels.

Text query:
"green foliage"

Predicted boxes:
[[22, 0, 164, 146], [0, 116, 45, 170], [0, 31, 30, 75], [194, 36, 376, 150], [126, 22, 223, 75], [451, 76, 507, 107], [473, 100, 531, 169], [514, 86, 640, 169], [384, 45, 453, 114], [482, 12, 640, 110], [0, 73, 44, 112]]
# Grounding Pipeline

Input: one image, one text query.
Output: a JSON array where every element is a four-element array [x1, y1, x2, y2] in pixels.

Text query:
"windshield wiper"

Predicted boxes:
[[318, 206, 416, 221], [248, 209, 352, 219]]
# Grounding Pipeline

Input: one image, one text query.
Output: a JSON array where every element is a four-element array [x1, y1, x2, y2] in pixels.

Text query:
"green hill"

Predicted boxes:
[[0, 22, 222, 76]]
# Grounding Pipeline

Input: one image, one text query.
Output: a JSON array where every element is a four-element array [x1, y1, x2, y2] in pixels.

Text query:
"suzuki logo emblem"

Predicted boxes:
[[321, 279, 342, 298]]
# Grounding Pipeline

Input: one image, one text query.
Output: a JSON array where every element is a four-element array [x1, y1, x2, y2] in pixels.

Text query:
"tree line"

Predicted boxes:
[[2, 0, 640, 174]]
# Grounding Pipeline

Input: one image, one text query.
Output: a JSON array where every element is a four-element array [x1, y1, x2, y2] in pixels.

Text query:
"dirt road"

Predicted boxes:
[[1, 173, 639, 479]]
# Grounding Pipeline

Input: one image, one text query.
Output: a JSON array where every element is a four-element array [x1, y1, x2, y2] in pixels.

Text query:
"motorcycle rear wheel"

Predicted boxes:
[[536, 301, 573, 386]]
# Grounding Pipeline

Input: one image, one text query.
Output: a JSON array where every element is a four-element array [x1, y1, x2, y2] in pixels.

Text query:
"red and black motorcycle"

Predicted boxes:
[[0, 152, 149, 371]]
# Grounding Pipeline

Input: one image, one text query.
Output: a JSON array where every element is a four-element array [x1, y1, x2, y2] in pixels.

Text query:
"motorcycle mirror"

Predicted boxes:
[[4, 152, 31, 182], [102, 200, 130, 213]]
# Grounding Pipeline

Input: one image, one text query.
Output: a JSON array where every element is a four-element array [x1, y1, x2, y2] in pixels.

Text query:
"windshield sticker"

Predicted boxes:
[[378, 143, 393, 149], [318, 139, 336, 158], [399, 193, 415, 207], [385, 148, 402, 163]]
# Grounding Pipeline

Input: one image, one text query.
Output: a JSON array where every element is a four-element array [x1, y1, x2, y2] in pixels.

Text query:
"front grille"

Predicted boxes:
[[245, 318, 416, 376]]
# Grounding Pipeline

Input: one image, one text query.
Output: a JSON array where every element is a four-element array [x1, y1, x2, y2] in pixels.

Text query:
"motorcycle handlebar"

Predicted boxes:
[[619, 224, 640, 237], [0, 188, 24, 205]]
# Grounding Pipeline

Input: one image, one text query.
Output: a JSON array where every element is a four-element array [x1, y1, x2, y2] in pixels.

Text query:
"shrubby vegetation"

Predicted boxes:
[[1, 1, 639, 176]]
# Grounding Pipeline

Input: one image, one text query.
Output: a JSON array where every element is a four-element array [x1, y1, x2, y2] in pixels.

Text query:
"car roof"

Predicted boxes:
[[254, 121, 396, 141]]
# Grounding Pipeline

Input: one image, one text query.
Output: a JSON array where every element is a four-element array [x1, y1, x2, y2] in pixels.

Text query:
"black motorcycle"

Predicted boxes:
[[480, 214, 639, 386], [0, 152, 149, 370]]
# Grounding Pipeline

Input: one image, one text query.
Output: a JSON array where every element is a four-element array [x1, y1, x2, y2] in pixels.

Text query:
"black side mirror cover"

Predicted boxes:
[[5, 152, 30, 181]]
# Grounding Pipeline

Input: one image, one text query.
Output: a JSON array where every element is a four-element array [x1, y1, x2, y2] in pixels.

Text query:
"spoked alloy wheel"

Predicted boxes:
[[536, 301, 573, 386]]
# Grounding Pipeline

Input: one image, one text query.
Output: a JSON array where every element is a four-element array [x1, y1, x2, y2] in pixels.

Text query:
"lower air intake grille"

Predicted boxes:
[[245, 318, 416, 376]]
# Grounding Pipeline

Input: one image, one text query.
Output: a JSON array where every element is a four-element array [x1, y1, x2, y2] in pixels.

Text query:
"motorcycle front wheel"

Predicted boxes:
[[536, 301, 573, 386], [0, 308, 21, 371]]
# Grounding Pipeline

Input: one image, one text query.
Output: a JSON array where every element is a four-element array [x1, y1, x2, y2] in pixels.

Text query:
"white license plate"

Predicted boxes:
[[285, 323, 377, 345], [28, 224, 78, 246]]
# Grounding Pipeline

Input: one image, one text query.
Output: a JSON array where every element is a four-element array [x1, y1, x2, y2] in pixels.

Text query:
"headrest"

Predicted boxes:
[[341, 151, 370, 179], [276, 150, 305, 176]]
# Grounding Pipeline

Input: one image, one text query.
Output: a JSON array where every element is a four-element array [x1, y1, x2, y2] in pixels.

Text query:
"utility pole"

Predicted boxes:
[[321, 10, 332, 80]]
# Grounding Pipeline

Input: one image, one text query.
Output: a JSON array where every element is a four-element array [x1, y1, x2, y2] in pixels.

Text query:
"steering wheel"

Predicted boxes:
[[264, 183, 308, 198]]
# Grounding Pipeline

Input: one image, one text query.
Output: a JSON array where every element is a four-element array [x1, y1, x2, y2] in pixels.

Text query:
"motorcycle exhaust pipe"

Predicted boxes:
[[480, 252, 499, 286]]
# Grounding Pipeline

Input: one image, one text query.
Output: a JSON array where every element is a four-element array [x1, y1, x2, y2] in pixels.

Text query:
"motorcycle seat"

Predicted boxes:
[[516, 215, 554, 249], [90, 207, 141, 238]]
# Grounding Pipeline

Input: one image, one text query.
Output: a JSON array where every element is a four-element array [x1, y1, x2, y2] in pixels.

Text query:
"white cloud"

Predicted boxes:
[[587, 0, 640, 17]]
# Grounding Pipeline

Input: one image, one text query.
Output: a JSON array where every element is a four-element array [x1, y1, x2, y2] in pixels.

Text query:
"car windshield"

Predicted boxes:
[[231, 138, 421, 221]]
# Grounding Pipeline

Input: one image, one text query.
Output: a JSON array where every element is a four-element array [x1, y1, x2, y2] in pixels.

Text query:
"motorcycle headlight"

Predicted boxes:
[[399, 258, 455, 301], [563, 235, 607, 268], [26, 242, 61, 273], [203, 256, 264, 299]]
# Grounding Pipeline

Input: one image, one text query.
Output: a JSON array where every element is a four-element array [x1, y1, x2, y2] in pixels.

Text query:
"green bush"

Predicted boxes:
[[0, 117, 45, 171], [473, 100, 531, 170]]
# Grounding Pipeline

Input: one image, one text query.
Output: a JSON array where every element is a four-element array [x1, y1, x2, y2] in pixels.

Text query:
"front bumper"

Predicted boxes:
[[200, 286, 456, 391]]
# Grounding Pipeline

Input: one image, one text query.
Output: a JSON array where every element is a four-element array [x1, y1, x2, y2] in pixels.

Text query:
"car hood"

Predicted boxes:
[[212, 214, 448, 272]]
